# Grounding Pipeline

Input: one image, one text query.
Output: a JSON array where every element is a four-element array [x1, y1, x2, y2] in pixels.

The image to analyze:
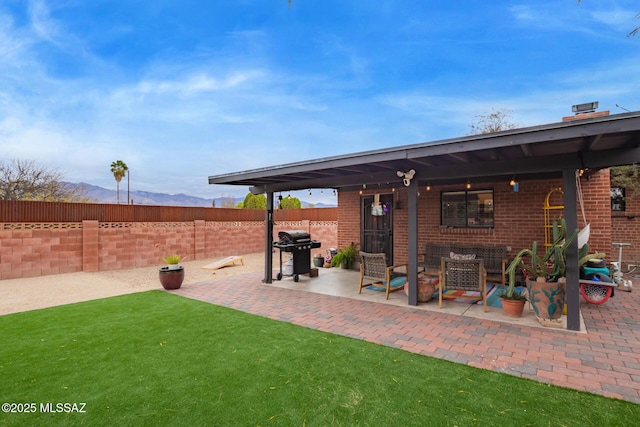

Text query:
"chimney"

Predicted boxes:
[[562, 101, 610, 122]]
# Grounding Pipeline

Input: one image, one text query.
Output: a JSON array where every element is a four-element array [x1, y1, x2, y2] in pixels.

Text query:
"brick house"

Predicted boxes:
[[337, 171, 612, 268], [209, 111, 640, 331]]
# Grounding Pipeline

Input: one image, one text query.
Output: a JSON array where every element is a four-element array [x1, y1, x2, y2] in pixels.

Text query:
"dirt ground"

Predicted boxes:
[[0, 252, 268, 316]]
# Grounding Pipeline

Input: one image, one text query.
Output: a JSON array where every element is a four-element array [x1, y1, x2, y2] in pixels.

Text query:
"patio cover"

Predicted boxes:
[[209, 111, 640, 331]]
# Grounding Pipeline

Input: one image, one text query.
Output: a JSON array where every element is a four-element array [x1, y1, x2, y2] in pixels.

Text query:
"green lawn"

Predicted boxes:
[[0, 291, 638, 426]]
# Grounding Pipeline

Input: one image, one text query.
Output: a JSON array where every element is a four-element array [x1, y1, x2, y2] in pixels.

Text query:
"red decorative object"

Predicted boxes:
[[405, 276, 437, 302]]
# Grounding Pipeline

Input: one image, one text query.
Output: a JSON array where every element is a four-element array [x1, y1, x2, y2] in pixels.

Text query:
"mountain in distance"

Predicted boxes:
[[69, 183, 336, 208]]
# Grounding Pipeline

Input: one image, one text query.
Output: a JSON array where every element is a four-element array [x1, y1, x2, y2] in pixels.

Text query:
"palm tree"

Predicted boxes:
[[110, 160, 128, 204]]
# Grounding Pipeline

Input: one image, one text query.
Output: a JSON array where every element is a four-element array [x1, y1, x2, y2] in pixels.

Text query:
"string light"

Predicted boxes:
[[466, 180, 471, 189]]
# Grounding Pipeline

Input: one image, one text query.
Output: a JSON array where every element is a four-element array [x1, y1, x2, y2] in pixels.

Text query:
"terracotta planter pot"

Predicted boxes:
[[404, 277, 437, 302], [528, 278, 566, 321], [159, 266, 185, 290], [500, 296, 526, 318]]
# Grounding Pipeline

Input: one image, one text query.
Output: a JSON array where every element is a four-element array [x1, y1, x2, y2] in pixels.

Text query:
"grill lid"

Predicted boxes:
[[278, 230, 311, 243]]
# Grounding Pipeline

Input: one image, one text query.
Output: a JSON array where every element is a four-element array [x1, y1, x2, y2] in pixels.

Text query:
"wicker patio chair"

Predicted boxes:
[[438, 257, 487, 312], [359, 251, 407, 299]]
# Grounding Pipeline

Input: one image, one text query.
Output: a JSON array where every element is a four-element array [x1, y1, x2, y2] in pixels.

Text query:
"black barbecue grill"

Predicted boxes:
[[273, 230, 321, 282]]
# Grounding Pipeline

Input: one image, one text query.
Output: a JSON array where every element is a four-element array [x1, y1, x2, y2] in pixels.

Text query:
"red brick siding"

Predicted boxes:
[[338, 172, 612, 264], [336, 191, 362, 253]]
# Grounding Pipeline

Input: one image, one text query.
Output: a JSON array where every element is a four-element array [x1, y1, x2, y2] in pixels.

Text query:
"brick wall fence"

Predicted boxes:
[[2, 170, 638, 280], [337, 170, 639, 266], [0, 218, 337, 280]]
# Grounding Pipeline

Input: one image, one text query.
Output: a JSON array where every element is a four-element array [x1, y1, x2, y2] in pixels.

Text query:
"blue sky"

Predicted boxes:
[[1, 1, 638, 204]]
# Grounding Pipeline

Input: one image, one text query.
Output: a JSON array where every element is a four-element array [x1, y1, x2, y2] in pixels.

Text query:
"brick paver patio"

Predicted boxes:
[[174, 272, 640, 404]]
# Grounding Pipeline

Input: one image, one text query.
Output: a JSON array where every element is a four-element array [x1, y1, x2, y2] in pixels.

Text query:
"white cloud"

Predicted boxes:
[[1, 0, 639, 202], [28, 0, 60, 44]]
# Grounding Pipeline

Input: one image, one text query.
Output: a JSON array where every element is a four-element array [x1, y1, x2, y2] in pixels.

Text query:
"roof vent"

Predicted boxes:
[[572, 101, 598, 114]]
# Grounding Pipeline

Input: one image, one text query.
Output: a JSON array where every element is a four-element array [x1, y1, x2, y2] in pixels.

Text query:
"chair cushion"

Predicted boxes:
[[450, 252, 476, 260], [387, 276, 407, 288]]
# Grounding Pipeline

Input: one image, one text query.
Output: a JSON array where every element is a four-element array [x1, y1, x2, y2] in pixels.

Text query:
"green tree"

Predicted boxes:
[[109, 160, 128, 204], [242, 193, 267, 209], [468, 108, 518, 135], [611, 165, 640, 196], [0, 159, 91, 202], [278, 196, 301, 209]]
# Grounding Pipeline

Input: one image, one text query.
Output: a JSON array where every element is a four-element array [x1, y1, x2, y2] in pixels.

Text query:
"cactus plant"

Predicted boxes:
[[503, 219, 605, 300]]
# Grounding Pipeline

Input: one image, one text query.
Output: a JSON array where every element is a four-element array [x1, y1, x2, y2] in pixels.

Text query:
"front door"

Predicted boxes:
[[361, 194, 394, 264]]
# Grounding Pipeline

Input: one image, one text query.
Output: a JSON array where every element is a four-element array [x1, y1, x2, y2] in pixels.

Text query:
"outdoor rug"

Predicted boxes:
[[369, 282, 522, 308], [432, 284, 500, 306]]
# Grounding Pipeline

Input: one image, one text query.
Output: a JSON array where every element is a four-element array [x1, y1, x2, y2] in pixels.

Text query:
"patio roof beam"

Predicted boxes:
[[623, 132, 640, 148], [519, 143, 533, 157], [581, 134, 603, 151], [412, 147, 640, 182], [443, 152, 472, 163], [249, 170, 403, 194], [208, 150, 409, 185], [406, 157, 436, 167], [246, 147, 640, 195], [209, 113, 640, 189]]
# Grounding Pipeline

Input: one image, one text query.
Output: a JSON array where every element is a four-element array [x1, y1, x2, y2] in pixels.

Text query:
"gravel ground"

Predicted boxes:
[[0, 252, 268, 316]]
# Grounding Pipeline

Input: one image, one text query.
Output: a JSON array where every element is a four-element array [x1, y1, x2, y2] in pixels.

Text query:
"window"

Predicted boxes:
[[611, 187, 625, 211], [441, 190, 494, 228]]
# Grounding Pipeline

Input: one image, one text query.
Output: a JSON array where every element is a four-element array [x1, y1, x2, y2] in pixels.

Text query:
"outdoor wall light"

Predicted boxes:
[[397, 169, 415, 187], [509, 176, 519, 192]]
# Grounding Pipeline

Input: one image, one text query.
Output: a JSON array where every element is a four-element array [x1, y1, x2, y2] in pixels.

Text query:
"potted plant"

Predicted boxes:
[[499, 266, 528, 318], [505, 219, 604, 325], [163, 254, 182, 270], [313, 253, 325, 268], [331, 242, 357, 269], [159, 254, 184, 290]]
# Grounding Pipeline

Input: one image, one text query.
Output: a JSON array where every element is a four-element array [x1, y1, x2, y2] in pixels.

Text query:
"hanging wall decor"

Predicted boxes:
[[371, 193, 384, 216]]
